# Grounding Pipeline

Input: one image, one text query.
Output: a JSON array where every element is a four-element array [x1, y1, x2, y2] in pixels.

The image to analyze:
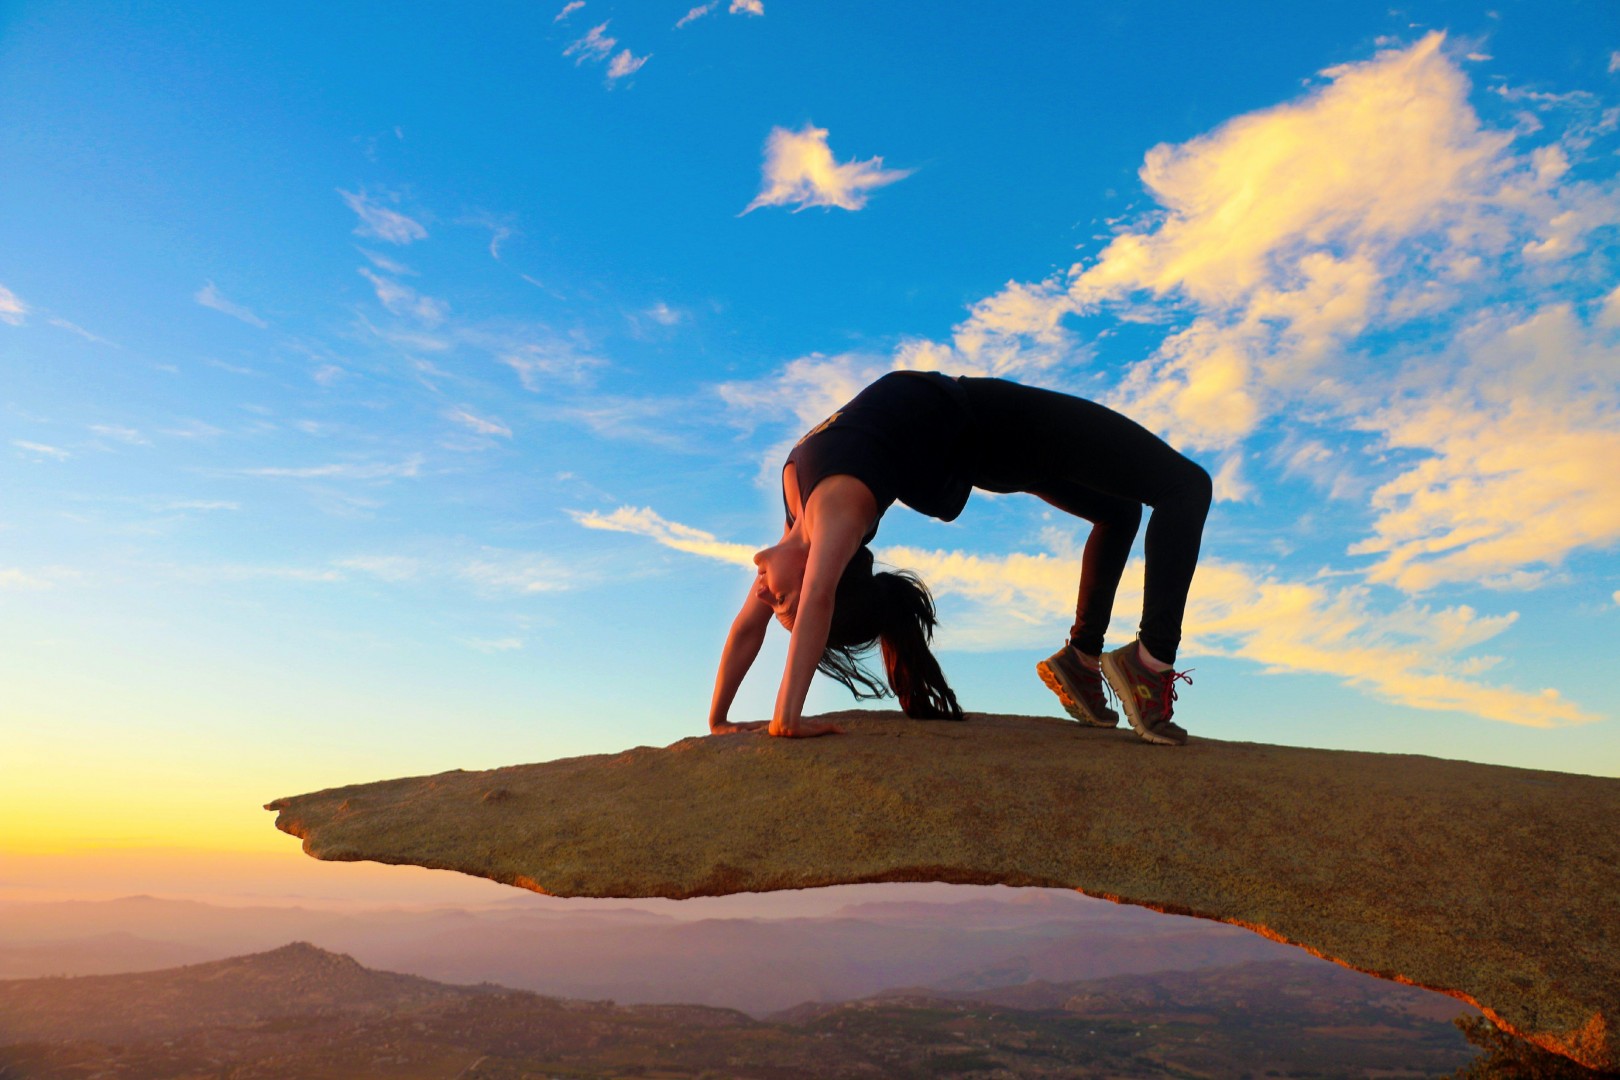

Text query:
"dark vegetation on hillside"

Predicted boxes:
[[0, 942, 1505, 1078]]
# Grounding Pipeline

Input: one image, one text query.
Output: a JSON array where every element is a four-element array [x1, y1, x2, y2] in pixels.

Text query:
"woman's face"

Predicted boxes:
[[753, 542, 807, 629]]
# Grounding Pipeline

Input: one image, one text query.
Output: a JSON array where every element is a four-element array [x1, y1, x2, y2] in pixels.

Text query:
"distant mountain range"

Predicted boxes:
[[0, 890, 1309, 1014], [0, 942, 1482, 1079]]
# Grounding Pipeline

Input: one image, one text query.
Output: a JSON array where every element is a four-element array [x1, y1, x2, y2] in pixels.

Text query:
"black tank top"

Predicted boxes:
[[783, 370, 976, 541]]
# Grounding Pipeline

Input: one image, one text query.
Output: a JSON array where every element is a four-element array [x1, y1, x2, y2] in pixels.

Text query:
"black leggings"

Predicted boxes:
[[956, 377, 1212, 666]]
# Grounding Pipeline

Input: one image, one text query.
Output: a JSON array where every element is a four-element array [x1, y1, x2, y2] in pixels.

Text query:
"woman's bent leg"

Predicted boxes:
[[1032, 482, 1141, 658], [961, 377, 1212, 665]]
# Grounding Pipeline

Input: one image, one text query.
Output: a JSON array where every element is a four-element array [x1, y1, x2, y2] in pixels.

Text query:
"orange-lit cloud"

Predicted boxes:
[[743, 125, 911, 213], [574, 506, 1593, 727], [1351, 302, 1620, 591]]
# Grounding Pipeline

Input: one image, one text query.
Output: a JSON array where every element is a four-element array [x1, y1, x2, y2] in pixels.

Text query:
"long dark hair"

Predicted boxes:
[[819, 546, 965, 720]]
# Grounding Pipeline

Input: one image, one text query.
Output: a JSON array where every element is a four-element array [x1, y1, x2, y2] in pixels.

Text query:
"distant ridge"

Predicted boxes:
[[0, 944, 1485, 1078], [0, 942, 482, 1045]]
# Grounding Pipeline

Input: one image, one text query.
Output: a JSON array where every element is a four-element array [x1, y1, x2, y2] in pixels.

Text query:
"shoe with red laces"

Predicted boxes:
[[1100, 640, 1192, 746], [1036, 646, 1120, 728]]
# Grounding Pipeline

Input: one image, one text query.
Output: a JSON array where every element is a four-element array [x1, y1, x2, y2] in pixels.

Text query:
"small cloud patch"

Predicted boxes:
[[743, 125, 911, 214], [195, 282, 268, 328]]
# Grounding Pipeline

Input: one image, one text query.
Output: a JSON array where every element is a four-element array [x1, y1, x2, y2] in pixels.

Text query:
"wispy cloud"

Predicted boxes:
[[89, 424, 150, 446], [459, 550, 581, 594], [565, 21, 617, 63], [467, 637, 525, 652], [335, 555, 423, 582], [48, 317, 117, 346], [743, 125, 912, 213], [564, 21, 646, 83], [606, 49, 649, 82], [675, 3, 714, 27], [358, 248, 416, 275], [499, 339, 605, 389], [730, 0, 763, 13], [572, 506, 755, 566], [554, 0, 584, 21], [235, 455, 425, 480], [358, 268, 449, 325], [12, 439, 71, 461], [0, 284, 27, 326], [339, 189, 428, 245], [194, 282, 268, 328], [164, 499, 240, 512], [644, 302, 682, 326], [446, 406, 512, 438]]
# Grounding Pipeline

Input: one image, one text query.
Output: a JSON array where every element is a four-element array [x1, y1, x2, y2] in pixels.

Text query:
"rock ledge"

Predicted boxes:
[[267, 710, 1620, 1070]]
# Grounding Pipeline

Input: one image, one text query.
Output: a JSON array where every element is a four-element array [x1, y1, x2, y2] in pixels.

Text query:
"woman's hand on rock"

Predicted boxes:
[[709, 719, 770, 735], [768, 716, 843, 738]]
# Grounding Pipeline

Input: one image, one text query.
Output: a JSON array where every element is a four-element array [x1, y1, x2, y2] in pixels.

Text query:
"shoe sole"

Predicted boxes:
[[1100, 652, 1186, 746], [1035, 659, 1119, 728]]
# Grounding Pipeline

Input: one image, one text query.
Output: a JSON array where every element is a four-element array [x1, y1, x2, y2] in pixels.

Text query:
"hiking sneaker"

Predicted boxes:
[[1036, 646, 1120, 728], [1100, 640, 1192, 746]]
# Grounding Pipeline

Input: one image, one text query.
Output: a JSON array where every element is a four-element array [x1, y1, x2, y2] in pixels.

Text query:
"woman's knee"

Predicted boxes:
[[1170, 459, 1212, 513]]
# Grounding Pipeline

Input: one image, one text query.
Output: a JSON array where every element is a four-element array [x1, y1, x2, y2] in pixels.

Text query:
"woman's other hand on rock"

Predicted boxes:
[[768, 717, 843, 738], [709, 719, 770, 735]]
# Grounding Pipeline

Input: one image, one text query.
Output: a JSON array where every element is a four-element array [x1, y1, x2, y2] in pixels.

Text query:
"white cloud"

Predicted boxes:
[[47, 317, 116, 346], [358, 249, 416, 275], [676, 3, 714, 27], [606, 48, 649, 81], [13, 440, 71, 461], [1610, 51, 1620, 75], [554, 0, 584, 21], [358, 268, 449, 325], [572, 506, 755, 566], [194, 282, 268, 328], [89, 424, 149, 446], [0, 284, 27, 326], [339, 189, 428, 245], [164, 500, 239, 512], [499, 340, 604, 390], [743, 125, 912, 213], [730, 0, 763, 13], [645, 302, 682, 326], [335, 556, 423, 582], [236, 455, 424, 480], [565, 21, 617, 63], [446, 407, 512, 438], [459, 551, 579, 594]]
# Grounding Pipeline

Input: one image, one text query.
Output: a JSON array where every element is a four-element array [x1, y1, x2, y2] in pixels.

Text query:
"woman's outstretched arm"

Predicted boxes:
[[707, 584, 773, 734], [769, 481, 870, 738]]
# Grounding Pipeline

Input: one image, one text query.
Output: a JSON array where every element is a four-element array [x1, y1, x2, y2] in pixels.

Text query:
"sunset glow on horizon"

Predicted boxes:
[[2, 2, 1617, 896]]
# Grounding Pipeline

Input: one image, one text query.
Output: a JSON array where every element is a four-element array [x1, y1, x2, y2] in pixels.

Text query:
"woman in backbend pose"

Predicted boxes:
[[706, 370, 1212, 745]]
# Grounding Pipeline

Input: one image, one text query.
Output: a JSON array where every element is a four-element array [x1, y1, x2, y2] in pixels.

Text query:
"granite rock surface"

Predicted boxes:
[[267, 710, 1620, 1070]]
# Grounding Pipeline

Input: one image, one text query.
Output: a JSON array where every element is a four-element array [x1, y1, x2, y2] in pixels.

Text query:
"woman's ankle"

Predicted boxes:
[[1137, 641, 1172, 673], [1069, 645, 1102, 671]]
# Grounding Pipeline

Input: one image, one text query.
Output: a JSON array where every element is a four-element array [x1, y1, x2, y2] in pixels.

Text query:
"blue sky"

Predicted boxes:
[[2, 1, 1618, 867]]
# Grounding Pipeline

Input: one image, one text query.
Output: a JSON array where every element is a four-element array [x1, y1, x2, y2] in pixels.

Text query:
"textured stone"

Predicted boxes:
[[267, 710, 1620, 1070]]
